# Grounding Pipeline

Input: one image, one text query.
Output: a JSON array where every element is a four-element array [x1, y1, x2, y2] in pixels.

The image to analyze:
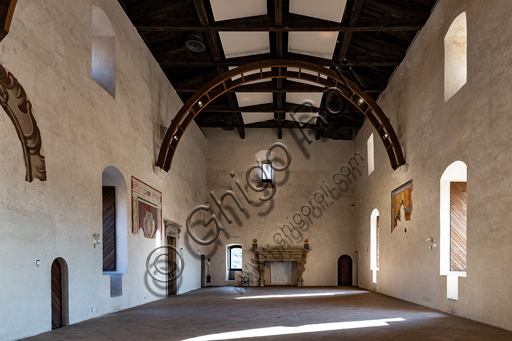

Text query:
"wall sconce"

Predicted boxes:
[[93, 234, 102, 248], [426, 238, 437, 250]]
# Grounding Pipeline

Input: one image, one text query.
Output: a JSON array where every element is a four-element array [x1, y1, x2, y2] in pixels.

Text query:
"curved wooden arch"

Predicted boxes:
[[0, 65, 46, 182], [157, 59, 405, 171]]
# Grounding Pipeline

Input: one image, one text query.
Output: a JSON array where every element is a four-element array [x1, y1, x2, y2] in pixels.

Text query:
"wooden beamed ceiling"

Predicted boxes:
[[119, 0, 436, 140]]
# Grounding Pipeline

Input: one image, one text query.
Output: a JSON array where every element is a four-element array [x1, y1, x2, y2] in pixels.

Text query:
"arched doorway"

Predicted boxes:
[[338, 255, 352, 286], [51, 258, 68, 329]]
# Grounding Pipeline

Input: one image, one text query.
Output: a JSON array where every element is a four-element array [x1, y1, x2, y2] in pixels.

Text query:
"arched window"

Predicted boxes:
[[370, 209, 379, 284], [444, 12, 467, 102], [440, 161, 467, 300], [92, 6, 115, 97], [102, 166, 128, 296], [226, 244, 242, 280]]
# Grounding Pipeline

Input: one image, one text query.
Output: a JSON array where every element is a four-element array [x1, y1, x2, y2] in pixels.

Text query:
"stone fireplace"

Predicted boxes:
[[251, 249, 310, 286]]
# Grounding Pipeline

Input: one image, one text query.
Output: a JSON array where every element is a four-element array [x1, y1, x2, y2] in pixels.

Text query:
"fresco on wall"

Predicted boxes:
[[391, 180, 413, 232], [132, 177, 162, 239], [0, 65, 46, 182]]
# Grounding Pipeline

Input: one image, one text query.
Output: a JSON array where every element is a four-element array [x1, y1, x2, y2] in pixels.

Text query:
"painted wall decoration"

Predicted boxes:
[[0, 65, 46, 182], [391, 180, 413, 232], [132, 177, 162, 239]]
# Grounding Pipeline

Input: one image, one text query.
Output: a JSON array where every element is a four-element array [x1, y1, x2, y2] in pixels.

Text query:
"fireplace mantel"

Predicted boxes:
[[251, 248, 310, 286]]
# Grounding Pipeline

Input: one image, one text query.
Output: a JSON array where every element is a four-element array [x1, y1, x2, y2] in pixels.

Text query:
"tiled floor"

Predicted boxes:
[[23, 286, 511, 341]]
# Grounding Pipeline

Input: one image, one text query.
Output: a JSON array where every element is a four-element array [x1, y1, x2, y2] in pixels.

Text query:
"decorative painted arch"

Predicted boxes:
[[157, 59, 405, 171], [0, 65, 46, 181]]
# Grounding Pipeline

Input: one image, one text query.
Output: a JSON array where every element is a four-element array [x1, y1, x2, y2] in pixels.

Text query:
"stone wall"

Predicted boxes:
[[203, 128, 358, 287], [0, 1, 207, 339], [353, 0, 512, 331]]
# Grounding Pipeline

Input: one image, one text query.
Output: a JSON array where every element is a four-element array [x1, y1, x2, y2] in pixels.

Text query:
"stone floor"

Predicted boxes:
[[24, 286, 512, 341]]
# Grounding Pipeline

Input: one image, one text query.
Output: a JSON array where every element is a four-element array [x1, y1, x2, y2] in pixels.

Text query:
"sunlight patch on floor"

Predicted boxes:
[[235, 292, 346, 299], [181, 318, 406, 340]]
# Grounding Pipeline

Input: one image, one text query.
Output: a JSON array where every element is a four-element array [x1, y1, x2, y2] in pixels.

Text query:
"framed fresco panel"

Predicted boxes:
[[391, 180, 413, 233], [132, 177, 162, 239]]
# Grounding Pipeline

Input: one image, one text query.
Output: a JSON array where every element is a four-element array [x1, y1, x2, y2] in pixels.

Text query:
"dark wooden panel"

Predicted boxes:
[[338, 255, 353, 286], [102, 186, 116, 272], [51, 260, 62, 330], [377, 216, 380, 268], [450, 182, 467, 271], [0, 0, 17, 42]]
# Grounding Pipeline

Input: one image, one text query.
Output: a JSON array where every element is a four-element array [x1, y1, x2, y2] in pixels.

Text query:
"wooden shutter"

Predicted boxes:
[[450, 182, 467, 271], [102, 186, 116, 271], [51, 259, 62, 330], [376, 216, 380, 268]]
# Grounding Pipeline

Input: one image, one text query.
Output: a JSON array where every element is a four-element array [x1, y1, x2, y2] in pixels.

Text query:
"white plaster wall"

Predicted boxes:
[[0, 1, 207, 340], [353, 0, 512, 331], [203, 128, 359, 287]]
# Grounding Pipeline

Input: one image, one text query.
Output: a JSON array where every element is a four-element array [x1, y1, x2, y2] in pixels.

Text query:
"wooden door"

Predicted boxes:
[[102, 186, 116, 271], [450, 182, 467, 271], [338, 255, 352, 286], [51, 259, 63, 330], [167, 236, 177, 296]]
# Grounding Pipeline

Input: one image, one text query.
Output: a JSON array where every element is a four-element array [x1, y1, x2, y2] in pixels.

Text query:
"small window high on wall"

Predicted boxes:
[[370, 209, 379, 284], [92, 6, 115, 97], [440, 161, 467, 300], [367, 134, 374, 175], [444, 12, 467, 102]]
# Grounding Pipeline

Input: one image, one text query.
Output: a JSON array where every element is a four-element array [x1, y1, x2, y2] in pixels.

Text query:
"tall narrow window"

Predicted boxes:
[[440, 161, 467, 300], [92, 6, 115, 97], [367, 134, 374, 175], [370, 209, 379, 284], [444, 12, 467, 102], [102, 186, 116, 271]]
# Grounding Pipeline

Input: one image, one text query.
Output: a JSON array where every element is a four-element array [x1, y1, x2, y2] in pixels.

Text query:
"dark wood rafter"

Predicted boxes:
[[338, 0, 365, 62], [274, 0, 283, 139], [0, 0, 17, 42], [135, 17, 424, 32], [175, 81, 384, 93], [192, 0, 245, 138], [160, 54, 402, 67], [157, 60, 405, 172]]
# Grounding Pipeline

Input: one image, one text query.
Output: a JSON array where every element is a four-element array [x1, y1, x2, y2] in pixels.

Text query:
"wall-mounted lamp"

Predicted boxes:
[[93, 233, 102, 248], [426, 238, 437, 250], [36, 260, 40, 268]]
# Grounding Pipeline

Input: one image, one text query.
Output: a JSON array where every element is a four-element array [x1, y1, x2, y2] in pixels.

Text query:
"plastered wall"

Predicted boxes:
[[0, 1, 207, 340], [353, 0, 512, 331], [203, 128, 359, 287]]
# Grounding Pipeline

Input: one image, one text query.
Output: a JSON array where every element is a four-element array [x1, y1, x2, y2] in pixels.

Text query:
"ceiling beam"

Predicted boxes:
[[192, 0, 245, 138], [174, 81, 384, 93], [135, 17, 424, 32], [202, 103, 319, 113], [337, 0, 365, 62], [197, 120, 362, 130], [160, 53, 402, 67]]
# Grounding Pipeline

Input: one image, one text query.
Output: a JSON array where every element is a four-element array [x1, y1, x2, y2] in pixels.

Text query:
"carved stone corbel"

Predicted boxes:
[[164, 220, 182, 239], [0, 65, 46, 182]]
